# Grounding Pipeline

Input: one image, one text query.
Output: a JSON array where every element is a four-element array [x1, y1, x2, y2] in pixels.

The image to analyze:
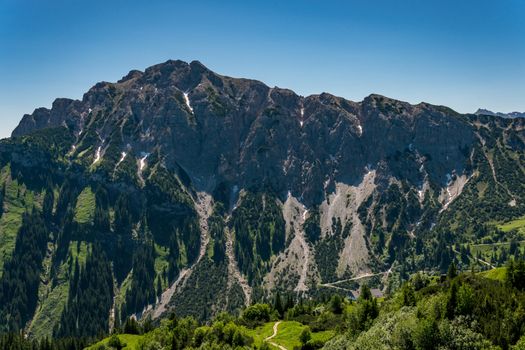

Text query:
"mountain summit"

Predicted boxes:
[[1, 60, 525, 338]]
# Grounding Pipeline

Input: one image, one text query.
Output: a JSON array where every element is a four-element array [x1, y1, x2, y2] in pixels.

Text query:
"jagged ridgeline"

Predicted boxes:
[[1, 59, 525, 339]]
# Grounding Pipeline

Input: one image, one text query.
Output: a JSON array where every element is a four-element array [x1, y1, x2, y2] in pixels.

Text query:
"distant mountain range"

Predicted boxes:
[[475, 108, 525, 118]]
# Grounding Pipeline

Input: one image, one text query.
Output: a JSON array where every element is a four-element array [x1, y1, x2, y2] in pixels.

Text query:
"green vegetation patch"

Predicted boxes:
[[479, 267, 506, 281], [242, 321, 275, 348], [85, 334, 143, 349], [498, 215, 525, 233], [0, 173, 41, 274], [270, 321, 335, 349], [28, 278, 69, 338], [74, 187, 96, 224]]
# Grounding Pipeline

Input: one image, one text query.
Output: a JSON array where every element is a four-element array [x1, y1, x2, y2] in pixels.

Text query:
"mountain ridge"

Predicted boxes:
[[475, 108, 525, 119], [12, 59, 475, 205], [1, 59, 525, 339]]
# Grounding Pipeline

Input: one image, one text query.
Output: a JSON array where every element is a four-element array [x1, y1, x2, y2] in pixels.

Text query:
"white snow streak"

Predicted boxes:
[[93, 146, 102, 164], [139, 153, 149, 171], [183, 92, 193, 113], [116, 152, 127, 167]]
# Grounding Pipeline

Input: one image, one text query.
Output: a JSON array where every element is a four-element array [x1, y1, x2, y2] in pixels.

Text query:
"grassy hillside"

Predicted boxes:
[[479, 267, 506, 281], [86, 334, 143, 350], [498, 216, 525, 233], [76, 263, 525, 350], [0, 168, 42, 275], [74, 187, 96, 224]]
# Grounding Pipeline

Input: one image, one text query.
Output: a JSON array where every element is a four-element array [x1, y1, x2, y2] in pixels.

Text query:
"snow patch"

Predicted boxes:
[[139, 153, 149, 171], [357, 124, 363, 136], [183, 92, 193, 113], [136, 152, 150, 184], [418, 179, 429, 202], [116, 152, 127, 167], [230, 185, 240, 211], [93, 146, 102, 164]]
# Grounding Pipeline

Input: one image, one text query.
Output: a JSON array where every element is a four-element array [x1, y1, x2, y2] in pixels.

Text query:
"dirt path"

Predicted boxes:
[[264, 321, 287, 350], [470, 240, 525, 247], [319, 270, 390, 290], [452, 247, 496, 269], [151, 192, 212, 319], [225, 225, 252, 306]]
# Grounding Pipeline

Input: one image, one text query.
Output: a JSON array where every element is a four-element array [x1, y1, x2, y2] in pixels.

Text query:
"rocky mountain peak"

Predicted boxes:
[[9, 60, 489, 204]]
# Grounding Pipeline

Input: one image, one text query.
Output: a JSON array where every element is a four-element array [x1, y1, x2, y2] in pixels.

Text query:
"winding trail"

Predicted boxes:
[[151, 192, 212, 319], [264, 321, 287, 350], [319, 269, 391, 290], [225, 226, 252, 306], [452, 247, 495, 269]]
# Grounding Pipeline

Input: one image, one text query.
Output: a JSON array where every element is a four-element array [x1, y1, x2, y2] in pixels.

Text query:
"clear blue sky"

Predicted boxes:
[[1, 0, 524, 138]]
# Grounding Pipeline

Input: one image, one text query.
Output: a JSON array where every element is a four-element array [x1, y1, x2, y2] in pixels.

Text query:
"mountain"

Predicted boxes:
[[475, 108, 525, 118], [1, 59, 525, 340]]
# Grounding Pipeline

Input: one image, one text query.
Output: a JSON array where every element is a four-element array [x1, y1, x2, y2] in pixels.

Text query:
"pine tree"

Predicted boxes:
[[273, 292, 284, 318], [0, 211, 49, 332], [446, 281, 458, 319], [55, 242, 113, 338], [0, 183, 5, 218], [447, 261, 457, 280], [213, 237, 225, 265], [168, 234, 180, 282], [114, 194, 132, 236], [42, 182, 54, 222], [94, 186, 110, 232]]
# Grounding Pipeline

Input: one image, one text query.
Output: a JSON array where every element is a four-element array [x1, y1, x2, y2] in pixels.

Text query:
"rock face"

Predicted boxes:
[[4, 59, 525, 336], [13, 60, 476, 205]]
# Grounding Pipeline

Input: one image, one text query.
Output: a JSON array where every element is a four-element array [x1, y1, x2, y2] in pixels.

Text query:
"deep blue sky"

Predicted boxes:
[[1, 0, 524, 138]]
